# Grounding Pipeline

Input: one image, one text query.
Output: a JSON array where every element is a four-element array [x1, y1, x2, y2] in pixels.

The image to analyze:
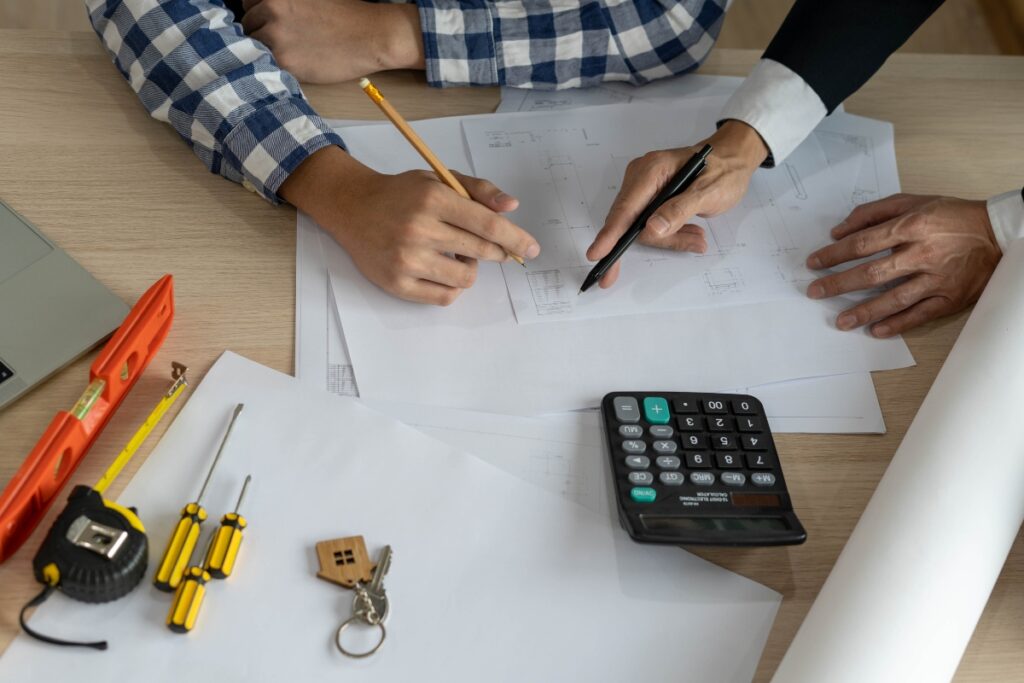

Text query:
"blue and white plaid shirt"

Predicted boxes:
[[86, 0, 726, 203]]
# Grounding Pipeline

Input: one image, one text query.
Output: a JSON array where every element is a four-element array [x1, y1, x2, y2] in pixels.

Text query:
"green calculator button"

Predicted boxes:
[[630, 487, 657, 504], [643, 397, 670, 424]]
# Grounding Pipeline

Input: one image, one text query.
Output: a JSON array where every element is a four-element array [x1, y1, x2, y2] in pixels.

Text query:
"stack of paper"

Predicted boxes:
[[296, 74, 910, 489], [298, 83, 910, 419]]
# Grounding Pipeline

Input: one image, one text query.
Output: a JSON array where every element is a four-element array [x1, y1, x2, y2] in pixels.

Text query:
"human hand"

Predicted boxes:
[[585, 120, 768, 288], [240, 0, 425, 84], [280, 147, 540, 305], [806, 194, 1001, 337]]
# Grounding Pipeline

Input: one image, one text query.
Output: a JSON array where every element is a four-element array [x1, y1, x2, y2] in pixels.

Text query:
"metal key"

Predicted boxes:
[[355, 545, 392, 622]]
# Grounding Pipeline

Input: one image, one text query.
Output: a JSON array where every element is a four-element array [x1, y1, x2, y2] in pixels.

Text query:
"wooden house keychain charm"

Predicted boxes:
[[315, 536, 375, 588]]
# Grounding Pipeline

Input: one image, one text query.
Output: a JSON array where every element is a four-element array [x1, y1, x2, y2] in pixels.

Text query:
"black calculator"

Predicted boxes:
[[601, 392, 806, 547]]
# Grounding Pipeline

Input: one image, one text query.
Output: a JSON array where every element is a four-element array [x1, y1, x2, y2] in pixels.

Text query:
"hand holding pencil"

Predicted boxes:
[[359, 78, 533, 267], [277, 80, 539, 306]]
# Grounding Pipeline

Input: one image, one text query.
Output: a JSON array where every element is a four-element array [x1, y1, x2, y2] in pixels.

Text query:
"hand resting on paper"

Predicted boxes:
[[280, 146, 540, 305], [584, 120, 769, 288], [239, 0, 425, 84], [806, 194, 1002, 337]]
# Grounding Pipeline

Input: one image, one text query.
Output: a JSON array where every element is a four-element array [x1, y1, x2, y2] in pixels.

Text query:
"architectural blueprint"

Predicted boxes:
[[299, 210, 885, 432], [815, 112, 899, 204], [463, 102, 851, 324]]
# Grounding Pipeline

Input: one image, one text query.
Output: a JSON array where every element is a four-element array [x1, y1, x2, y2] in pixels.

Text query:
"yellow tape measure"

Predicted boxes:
[[94, 362, 189, 495], [23, 363, 190, 651]]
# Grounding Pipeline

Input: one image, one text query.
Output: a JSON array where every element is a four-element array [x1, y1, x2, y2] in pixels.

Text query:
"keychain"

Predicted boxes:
[[315, 536, 392, 658]]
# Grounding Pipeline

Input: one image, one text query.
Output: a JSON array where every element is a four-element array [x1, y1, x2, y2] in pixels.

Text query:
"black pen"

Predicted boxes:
[[579, 144, 712, 294]]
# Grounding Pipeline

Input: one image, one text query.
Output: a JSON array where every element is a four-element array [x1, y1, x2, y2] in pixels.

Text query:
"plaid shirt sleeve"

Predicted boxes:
[[85, 0, 346, 204], [415, 0, 726, 89]]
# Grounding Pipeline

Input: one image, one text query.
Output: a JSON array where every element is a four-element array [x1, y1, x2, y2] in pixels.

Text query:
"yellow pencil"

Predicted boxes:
[[359, 77, 526, 267]]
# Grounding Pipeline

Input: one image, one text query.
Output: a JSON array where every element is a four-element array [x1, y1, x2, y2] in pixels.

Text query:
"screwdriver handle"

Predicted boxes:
[[203, 513, 247, 579], [153, 503, 207, 592], [167, 566, 210, 633]]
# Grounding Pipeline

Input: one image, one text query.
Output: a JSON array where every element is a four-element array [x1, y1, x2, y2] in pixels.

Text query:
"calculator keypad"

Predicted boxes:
[[608, 395, 783, 504], [603, 392, 805, 546]]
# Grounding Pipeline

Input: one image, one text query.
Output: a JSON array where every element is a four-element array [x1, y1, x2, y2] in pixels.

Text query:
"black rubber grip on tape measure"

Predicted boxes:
[[32, 485, 148, 603]]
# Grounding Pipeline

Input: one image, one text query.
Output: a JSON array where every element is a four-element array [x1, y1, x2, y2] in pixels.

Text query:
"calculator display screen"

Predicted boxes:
[[641, 516, 789, 533]]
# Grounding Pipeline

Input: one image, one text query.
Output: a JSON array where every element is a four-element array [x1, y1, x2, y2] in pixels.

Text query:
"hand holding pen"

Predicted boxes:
[[584, 122, 770, 291], [581, 145, 712, 293]]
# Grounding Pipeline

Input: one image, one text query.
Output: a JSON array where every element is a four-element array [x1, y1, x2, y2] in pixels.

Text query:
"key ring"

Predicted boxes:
[[336, 616, 386, 658]]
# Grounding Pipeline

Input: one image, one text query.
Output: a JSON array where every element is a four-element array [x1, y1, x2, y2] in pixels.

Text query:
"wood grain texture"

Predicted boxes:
[[980, 0, 1024, 53], [717, 0, 1002, 54], [0, 30, 1023, 681]]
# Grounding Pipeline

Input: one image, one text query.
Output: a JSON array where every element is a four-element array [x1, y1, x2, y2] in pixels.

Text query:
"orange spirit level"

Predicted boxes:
[[0, 275, 175, 563]]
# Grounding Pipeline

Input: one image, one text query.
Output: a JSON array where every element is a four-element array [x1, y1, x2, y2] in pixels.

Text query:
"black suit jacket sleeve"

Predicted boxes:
[[763, 0, 945, 113]]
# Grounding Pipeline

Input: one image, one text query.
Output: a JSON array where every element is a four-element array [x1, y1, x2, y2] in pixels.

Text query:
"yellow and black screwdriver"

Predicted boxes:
[[153, 403, 243, 592], [203, 474, 251, 579], [167, 475, 252, 633]]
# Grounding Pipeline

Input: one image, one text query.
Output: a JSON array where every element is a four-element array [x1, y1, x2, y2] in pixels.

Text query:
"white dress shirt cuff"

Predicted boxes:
[[718, 59, 827, 167], [987, 190, 1024, 253]]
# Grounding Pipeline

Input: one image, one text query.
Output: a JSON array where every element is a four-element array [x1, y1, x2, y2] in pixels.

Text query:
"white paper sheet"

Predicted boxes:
[[361, 400, 611, 515], [300, 218, 883, 433], [733, 372, 883, 434], [326, 240, 909, 415], [0, 352, 780, 682], [772, 239, 1024, 682], [464, 102, 850, 323], [814, 113, 899, 206]]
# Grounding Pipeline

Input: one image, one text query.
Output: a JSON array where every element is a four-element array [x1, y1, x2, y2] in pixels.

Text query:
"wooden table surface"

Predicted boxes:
[[1, 30, 1023, 681]]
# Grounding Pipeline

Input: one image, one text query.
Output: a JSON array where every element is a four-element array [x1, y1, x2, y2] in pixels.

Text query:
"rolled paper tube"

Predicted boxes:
[[773, 238, 1024, 682]]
